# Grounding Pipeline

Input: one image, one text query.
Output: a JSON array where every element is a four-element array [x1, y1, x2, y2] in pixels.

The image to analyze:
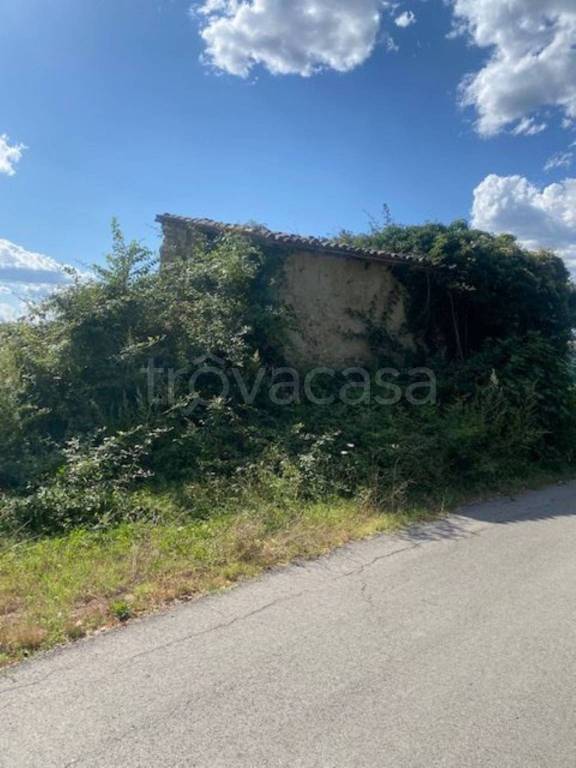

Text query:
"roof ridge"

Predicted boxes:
[[156, 214, 429, 268]]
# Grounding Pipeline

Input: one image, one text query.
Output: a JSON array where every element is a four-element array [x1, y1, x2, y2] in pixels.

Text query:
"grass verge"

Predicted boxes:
[[0, 469, 572, 669]]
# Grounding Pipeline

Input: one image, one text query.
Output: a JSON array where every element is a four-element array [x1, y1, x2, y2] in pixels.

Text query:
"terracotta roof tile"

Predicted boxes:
[[156, 214, 429, 269]]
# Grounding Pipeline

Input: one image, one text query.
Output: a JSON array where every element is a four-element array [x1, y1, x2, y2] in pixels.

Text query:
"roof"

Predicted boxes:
[[156, 214, 428, 269]]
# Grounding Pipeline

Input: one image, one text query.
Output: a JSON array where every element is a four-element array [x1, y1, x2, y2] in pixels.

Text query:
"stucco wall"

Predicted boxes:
[[278, 250, 411, 368], [160, 224, 413, 368]]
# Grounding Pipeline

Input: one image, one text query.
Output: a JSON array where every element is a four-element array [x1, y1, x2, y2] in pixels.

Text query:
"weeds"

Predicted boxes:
[[0, 221, 575, 667]]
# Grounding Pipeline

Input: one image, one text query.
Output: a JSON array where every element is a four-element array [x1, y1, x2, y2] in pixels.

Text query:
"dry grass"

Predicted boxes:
[[1, 468, 570, 669], [0, 496, 434, 668]]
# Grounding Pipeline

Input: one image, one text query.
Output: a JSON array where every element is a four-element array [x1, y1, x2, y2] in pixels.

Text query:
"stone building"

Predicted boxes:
[[157, 214, 426, 368]]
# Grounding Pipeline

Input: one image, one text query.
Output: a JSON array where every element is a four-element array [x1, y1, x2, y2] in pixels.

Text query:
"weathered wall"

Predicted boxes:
[[161, 225, 413, 368], [160, 221, 198, 266], [278, 250, 412, 368]]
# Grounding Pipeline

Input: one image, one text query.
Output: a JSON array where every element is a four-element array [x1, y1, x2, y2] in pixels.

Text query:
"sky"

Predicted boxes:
[[0, 0, 575, 320]]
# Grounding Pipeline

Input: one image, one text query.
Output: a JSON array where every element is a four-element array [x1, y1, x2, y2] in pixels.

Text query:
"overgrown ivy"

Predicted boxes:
[[1, 220, 575, 536], [342, 220, 576, 360]]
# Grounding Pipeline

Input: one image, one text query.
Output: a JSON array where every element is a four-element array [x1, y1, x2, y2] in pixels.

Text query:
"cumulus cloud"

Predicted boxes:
[[0, 134, 25, 176], [472, 174, 576, 267], [0, 239, 74, 321], [394, 11, 416, 28], [195, 0, 393, 77], [451, 0, 576, 136]]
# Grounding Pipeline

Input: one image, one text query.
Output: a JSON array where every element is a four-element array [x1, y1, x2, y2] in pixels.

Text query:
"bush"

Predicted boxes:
[[0, 221, 574, 537], [341, 220, 576, 360], [0, 427, 165, 535]]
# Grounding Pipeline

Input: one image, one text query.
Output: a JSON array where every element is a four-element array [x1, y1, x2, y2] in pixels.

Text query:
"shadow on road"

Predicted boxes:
[[395, 480, 576, 546]]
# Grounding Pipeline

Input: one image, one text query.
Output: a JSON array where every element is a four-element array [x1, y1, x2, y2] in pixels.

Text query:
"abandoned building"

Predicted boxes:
[[157, 214, 427, 368]]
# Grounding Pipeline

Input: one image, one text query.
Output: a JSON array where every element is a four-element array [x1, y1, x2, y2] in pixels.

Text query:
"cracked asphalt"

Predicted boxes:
[[3, 481, 576, 767]]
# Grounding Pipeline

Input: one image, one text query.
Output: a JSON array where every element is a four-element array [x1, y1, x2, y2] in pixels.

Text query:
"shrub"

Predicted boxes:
[[0, 221, 574, 537], [341, 220, 576, 360], [0, 428, 165, 535]]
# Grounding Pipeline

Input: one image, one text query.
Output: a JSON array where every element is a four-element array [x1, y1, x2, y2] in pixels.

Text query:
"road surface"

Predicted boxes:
[[3, 482, 576, 767]]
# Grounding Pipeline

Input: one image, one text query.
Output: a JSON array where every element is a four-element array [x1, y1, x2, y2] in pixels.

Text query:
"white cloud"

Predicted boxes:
[[472, 174, 576, 267], [195, 0, 393, 77], [451, 0, 576, 136], [394, 10, 416, 28], [511, 117, 547, 137], [0, 239, 74, 322], [0, 134, 25, 176], [545, 150, 573, 171]]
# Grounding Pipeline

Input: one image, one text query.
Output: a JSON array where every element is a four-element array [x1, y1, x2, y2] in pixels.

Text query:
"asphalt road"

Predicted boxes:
[[3, 482, 576, 767]]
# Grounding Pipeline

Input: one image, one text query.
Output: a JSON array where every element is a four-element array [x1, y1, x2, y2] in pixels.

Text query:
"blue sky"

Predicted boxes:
[[1, 0, 575, 319]]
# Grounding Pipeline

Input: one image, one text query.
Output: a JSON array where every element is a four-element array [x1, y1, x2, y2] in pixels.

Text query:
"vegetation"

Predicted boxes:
[[1, 219, 575, 666]]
